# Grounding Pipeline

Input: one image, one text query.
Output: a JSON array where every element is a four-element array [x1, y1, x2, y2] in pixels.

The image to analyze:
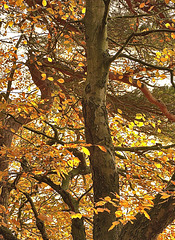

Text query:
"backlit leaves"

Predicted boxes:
[[42, 0, 47, 7], [81, 147, 90, 155]]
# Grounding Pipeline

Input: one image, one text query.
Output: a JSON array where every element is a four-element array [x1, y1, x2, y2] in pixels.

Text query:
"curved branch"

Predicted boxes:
[[109, 71, 175, 122], [22, 192, 49, 240], [119, 174, 175, 240], [0, 226, 19, 240], [33, 174, 86, 240]]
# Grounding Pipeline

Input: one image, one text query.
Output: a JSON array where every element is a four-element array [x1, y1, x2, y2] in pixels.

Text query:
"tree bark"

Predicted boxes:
[[119, 191, 175, 240], [83, 1, 119, 239]]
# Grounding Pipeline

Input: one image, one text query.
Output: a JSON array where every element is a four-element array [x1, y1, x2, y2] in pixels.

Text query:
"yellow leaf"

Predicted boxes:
[[115, 210, 123, 218], [137, 121, 144, 127], [73, 157, 80, 165], [23, 40, 27, 44], [71, 213, 82, 219], [165, 23, 170, 28], [82, 7, 86, 14], [48, 57, 52, 62], [48, 77, 54, 81], [78, 62, 85, 67], [115, 193, 120, 199], [171, 33, 175, 39], [154, 162, 162, 169], [42, 0, 47, 7], [136, 113, 143, 119], [41, 73, 46, 80], [68, 160, 73, 168], [150, 122, 156, 128], [143, 210, 151, 220], [117, 108, 122, 114], [97, 145, 107, 152], [4, 4, 9, 9], [129, 77, 132, 83], [81, 147, 90, 156], [157, 128, 161, 133]]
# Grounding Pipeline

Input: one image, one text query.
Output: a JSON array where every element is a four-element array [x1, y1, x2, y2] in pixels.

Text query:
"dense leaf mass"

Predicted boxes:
[[0, 0, 175, 239]]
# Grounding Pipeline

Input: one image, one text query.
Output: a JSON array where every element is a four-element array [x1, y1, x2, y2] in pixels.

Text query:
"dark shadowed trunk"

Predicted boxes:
[[83, 1, 119, 239]]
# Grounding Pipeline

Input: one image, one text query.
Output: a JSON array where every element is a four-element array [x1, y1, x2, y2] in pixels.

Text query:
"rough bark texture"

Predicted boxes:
[[71, 218, 86, 240], [119, 192, 175, 240], [83, 1, 119, 239]]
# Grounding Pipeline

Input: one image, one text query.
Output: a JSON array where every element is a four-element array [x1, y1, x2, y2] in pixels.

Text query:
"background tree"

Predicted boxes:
[[0, 0, 175, 239]]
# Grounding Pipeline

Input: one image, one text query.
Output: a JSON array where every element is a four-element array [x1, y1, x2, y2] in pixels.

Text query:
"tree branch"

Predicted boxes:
[[109, 68, 175, 122], [119, 175, 175, 240], [22, 192, 49, 240], [115, 143, 175, 152], [0, 226, 19, 240]]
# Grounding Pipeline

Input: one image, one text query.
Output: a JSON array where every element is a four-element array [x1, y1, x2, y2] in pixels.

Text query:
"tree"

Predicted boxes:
[[0, 0, 175, 239]]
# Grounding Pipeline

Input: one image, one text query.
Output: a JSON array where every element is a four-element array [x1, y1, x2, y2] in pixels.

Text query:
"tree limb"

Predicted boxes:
[[22, 192, 49, 240]]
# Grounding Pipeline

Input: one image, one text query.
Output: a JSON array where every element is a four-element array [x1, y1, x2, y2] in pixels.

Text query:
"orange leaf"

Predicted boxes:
[[57, 78, 64, 83], [104, 196, 111, 202], [78, 62, 85, 67], [38, 214, 52, 222], [97, 145, 107, 152], [0, 204, 6, 213], [108, 221, 120, 231], [160, 193, 171, 199], [137, 80, 142, 88], [143, 210, 151, 220], [139, 3, 145, 8]]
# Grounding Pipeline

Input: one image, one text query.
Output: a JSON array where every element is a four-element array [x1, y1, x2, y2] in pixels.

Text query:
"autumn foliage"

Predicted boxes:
[[0, 0, 175, 239]]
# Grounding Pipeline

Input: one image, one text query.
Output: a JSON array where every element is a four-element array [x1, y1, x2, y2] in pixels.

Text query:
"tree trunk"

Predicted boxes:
[[119, 178, 175, 240], [83, 1, 119, 239], [71, 218, 86, 240]]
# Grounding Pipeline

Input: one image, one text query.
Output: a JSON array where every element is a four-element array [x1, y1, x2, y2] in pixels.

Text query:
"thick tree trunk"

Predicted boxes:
[[71, 218, 86, 240], [119, 176, 175, 240], [83, 1, 119, 239]]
